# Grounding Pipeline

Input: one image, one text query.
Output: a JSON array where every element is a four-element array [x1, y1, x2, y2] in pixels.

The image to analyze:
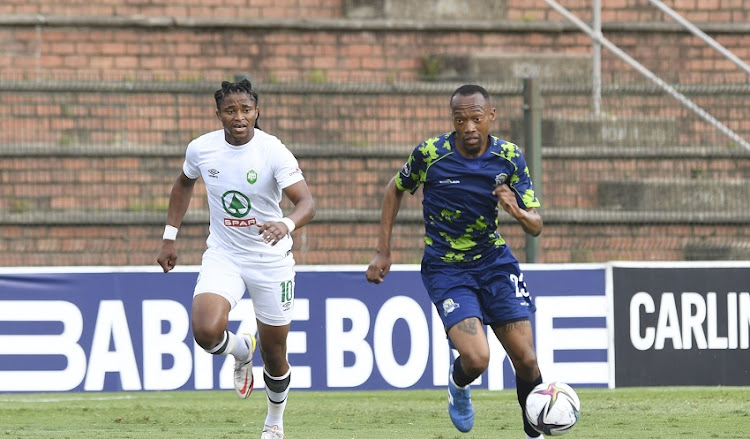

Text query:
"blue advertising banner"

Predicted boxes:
[[0, 264, 608, 392]]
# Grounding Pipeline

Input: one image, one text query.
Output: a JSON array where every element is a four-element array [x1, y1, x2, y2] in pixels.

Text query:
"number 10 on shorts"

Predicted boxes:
[[280, 280, 294, 303]]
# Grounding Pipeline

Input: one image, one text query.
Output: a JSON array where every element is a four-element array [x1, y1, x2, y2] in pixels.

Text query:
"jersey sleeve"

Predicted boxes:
[[182, 140, 201, 180], [395, 142, 428, 194], [505, 142, 541, 209], [274, 143, 305, 189]]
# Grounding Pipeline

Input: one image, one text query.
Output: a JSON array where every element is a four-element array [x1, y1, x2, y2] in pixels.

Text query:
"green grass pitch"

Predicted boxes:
[[2, 387, 749, 438]]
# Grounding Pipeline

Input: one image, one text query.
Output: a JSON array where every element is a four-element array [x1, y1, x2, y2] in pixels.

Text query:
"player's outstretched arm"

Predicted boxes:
[[494, 184, 543, 237], [157, 172, 196, 272], [366, 177, 405, 284]]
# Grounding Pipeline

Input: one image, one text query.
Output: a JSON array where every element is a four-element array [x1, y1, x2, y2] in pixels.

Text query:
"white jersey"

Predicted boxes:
[[183, 129, 304, 261]]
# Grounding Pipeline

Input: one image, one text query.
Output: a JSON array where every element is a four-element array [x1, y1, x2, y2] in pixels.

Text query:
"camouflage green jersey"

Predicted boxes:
[[396, 132, 540, 264]]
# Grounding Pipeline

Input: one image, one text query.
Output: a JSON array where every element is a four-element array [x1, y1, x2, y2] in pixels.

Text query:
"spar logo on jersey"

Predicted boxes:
[[247, 169, 258, 184], [224, 218, 256, 227], [222, 190, 256, 227], [222, 191, 251, 217]]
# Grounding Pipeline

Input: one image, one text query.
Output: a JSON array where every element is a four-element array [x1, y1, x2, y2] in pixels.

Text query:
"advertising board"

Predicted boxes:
[[0, 264, 608, 392], [611, 262, 750, 386]]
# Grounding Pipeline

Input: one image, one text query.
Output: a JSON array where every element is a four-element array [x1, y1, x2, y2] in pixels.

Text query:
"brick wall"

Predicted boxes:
[[3, 23, 750, 83], [3, 1, 750, 83], [3, 84, 749, 150], [5, 150, 748, 215], [2, 0, 750, 266], [5, 218, 749, 266], [506, 0, 750, 23], [3, 0, 749, 23], [0, 0, 343, 19], [3, 144, 748, 265]]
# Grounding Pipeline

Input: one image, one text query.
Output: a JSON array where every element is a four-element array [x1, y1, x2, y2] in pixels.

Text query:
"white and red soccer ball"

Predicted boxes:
[[525, 381, 581, 436]]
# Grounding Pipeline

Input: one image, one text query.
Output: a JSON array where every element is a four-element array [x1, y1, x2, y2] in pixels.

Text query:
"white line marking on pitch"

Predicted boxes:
[[0, 395, 137, 402]]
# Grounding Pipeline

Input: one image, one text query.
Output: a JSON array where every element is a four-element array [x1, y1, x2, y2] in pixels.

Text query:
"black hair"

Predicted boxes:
[[214, 79, 260, 129], [450, 84, 490, 105]]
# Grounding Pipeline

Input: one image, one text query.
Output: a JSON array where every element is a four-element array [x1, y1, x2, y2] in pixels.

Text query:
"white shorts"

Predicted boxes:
[[194, 247, 296, 326]]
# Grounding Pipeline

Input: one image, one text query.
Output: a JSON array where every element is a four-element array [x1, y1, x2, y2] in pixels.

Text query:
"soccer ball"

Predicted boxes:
[[525, 381, 581, 436]]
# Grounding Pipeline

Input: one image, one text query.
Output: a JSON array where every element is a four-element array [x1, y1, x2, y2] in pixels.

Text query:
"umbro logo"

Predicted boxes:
[[208, 169, 220, 178]]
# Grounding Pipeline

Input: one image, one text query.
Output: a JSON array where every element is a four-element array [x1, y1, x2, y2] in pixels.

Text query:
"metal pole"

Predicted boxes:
[[542, 0, 750, 152], [593, 0, 602, 116], [648, 0, 750, 76], [523, 77, 542, 263]]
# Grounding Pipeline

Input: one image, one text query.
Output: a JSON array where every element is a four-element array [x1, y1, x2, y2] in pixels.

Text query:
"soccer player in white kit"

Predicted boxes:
[[157, 79, 315, 439]]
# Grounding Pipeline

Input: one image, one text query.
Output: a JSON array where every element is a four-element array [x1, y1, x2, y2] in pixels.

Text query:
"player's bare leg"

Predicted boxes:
[[445, 317, 490, 432], [493, 319, 543, 438], [191, 293, 255, 398], [258, 321, 291, 439]]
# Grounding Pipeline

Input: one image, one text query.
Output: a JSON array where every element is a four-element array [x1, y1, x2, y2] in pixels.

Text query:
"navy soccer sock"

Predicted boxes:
[[517, 374, 543, 437]]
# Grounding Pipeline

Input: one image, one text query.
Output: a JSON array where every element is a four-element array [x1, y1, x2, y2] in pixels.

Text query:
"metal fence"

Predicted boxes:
[[1, 76, 749, 266]]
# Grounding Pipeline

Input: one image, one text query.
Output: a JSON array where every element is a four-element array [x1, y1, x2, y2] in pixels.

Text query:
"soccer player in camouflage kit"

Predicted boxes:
[[366, 84, 545, 439]]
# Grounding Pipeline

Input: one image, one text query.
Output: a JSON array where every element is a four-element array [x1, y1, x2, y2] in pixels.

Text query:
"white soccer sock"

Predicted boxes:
[[229, 332, 250, 361], [264, 368, 291, 429], [264, 398, 288, 431], [205, 331, 249, 361], [526, 434, 544, 439]]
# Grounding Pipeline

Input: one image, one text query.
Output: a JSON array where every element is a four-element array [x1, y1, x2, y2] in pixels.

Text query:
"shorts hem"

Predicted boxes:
[[254, 313, 292, 327], [444, 314, 483, 332], [193, 290, 237, 308], [485, 316, 531, 328]]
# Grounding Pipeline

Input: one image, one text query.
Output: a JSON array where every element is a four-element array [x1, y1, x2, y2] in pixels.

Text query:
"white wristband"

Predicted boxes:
[[163, 225, 178, 240], [279, 217, 296, 234]]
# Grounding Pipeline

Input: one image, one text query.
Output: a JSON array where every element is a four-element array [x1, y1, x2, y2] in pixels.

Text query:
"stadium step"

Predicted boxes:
[[510, 115, 681, 147], [597, 178, 750, 212], [428, 51, 592, 83], [344, 0, 509, 20], [684, 241, 750, 260]]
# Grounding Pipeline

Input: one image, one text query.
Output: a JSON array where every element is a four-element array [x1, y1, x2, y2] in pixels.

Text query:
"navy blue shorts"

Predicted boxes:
[[421, 256, 536, 331]]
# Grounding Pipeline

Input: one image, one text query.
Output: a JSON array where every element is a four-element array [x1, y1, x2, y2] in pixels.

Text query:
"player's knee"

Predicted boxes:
[[512, 350, 540, 380], [191, 322, 225, 350], [461, 350, 490, 376], [261, 353, 288, 376]]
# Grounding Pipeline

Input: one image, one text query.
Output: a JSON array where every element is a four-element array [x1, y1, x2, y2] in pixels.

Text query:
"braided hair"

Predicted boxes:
[[214, 79, 261, 129]]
